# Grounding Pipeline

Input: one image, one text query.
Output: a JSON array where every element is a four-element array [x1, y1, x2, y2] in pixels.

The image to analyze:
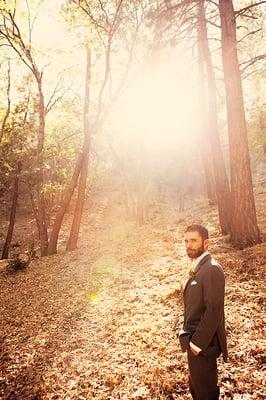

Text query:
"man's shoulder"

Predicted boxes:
[[210, 258, 221, 268], [203, 256, 224, 274], [211, 260, 225, 280]]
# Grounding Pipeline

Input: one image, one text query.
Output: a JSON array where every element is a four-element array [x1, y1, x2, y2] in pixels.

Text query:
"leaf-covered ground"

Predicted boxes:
[[0, 180, 265, 400]]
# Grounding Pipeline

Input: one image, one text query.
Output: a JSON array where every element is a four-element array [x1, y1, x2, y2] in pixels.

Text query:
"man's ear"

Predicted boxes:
[[204, 238, 209, 251]]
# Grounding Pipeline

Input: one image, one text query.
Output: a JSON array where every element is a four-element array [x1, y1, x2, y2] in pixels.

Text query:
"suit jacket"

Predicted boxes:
[[182, 254, 228, 362]]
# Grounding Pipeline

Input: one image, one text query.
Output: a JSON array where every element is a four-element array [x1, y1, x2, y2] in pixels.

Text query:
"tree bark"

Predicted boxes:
[[198, 0, 231, 234], [27, 179, 40, 239], [218, 0, 261, 247], [197, 12, 217, 206], [1, 162, 21, 259], [66, 47, 91, 251], [47, 151, 84, 255], [200, 154, 217, 205], [66, 152, 90, 251], [35, 78, 49, 256]]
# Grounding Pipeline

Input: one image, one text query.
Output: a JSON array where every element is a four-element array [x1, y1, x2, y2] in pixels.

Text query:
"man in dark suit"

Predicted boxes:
[[179, 224, 227, 400]]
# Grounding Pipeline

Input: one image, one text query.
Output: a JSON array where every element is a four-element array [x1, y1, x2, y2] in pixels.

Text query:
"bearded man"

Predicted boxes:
[[179, 224, 227, 400]]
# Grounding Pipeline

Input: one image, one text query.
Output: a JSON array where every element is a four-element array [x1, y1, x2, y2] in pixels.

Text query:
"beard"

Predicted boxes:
[[186, 245, 205, 259]]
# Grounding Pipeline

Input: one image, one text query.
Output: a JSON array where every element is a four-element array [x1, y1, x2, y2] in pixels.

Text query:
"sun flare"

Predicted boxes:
[[111, 63, 197, 153]]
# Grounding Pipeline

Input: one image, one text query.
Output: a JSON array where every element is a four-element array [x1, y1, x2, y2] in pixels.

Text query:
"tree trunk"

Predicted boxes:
[[201, 153, 216, 205], [1, 162, 21, 259], [197, 13, 217, 206], [27, 179, 40, 239], [47, 151, 84, 255], [66, 152, 90, 251], [36, 79, 48, 256], [66, 47, 91, 251], [0, 60, 11, 143], [198, 0, 231, 234], [218, 0, 261, 247]]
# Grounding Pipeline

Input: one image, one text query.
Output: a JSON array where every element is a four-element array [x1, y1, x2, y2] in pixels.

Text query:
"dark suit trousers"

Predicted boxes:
[[187, 348, 220, 400]]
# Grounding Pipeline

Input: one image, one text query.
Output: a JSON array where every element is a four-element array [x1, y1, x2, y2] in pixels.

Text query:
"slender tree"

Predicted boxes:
[[0, 6, 49, 255], [66, 46, 91, 251], [197, 13, 217, 206], [48, 0, 130, 253], [1, 86, 33, 259], [1, 162, 21, 259], [218, 0, 261, 247], [198, 0, 231, 234]]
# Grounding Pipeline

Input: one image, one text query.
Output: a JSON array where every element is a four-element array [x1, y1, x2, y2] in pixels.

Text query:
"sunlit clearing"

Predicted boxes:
[[92, 255, 118, 278], [110, 222, 132, 241], [86, 255, 119, 304]]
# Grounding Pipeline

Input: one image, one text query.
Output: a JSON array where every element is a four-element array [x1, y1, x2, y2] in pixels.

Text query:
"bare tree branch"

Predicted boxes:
[[93, 1, 125, 128], [45, 89, 70, 115], [110, 0, 124, 38], [158, 0, 196, 17], [0, 10, 40, 75], [23, 90, 31, 125], [0, 59, 11, 142], [237, 12, 258, 20], [235, 1, 266, 16], [72, 0, 107, 32], [98, 0, 110, 27], [206, 0, 218, 7], [238, 28, 262, 43], [95, 3, 143, 131], [240, 54, 266, 74], [31, 0, 43, 34], [25, 0, 32, 46], [207, 19, 220, 29], [0, 25, 35, 73]]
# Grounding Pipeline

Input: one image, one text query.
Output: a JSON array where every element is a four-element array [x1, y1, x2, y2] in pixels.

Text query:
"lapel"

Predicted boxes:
[[183, 276, 193, 294], [194, 253, 211, 274], [183, 254, 211, 295]]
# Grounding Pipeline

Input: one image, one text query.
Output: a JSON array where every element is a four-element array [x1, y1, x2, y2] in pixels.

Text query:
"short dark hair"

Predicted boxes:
[[185, 224, 209, 241]]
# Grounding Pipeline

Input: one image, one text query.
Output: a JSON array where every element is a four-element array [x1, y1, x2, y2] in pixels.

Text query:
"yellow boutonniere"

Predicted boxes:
[[188, 267, 195, 278]]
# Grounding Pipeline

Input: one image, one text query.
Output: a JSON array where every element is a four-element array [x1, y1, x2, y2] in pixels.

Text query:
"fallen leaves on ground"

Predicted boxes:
[[0, 188, 265, 400]]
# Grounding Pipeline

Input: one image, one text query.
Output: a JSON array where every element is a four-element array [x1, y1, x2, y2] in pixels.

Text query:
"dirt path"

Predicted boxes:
[[0, 197, 265, 399]]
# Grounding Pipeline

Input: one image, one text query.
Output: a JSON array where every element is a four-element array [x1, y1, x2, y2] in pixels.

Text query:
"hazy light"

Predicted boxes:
[[85, 255, 119, 304], [32, 0, 66, 47], [111, 63, 197, 153]]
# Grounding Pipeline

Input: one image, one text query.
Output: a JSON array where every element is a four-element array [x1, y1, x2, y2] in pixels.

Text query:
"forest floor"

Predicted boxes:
[[0, 175, 265, 400]]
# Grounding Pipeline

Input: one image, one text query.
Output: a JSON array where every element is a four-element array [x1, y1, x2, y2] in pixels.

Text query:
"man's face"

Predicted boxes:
[[184, 231, 209, 259]]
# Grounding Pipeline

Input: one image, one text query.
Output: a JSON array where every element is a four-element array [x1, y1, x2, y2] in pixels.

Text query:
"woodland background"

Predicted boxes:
[[0, 0, 265, 399]]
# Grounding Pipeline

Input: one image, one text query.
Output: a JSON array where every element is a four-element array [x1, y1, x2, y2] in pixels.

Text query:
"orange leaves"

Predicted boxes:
[[1, 193, 265, 399], [105, 373, 125, 388]]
